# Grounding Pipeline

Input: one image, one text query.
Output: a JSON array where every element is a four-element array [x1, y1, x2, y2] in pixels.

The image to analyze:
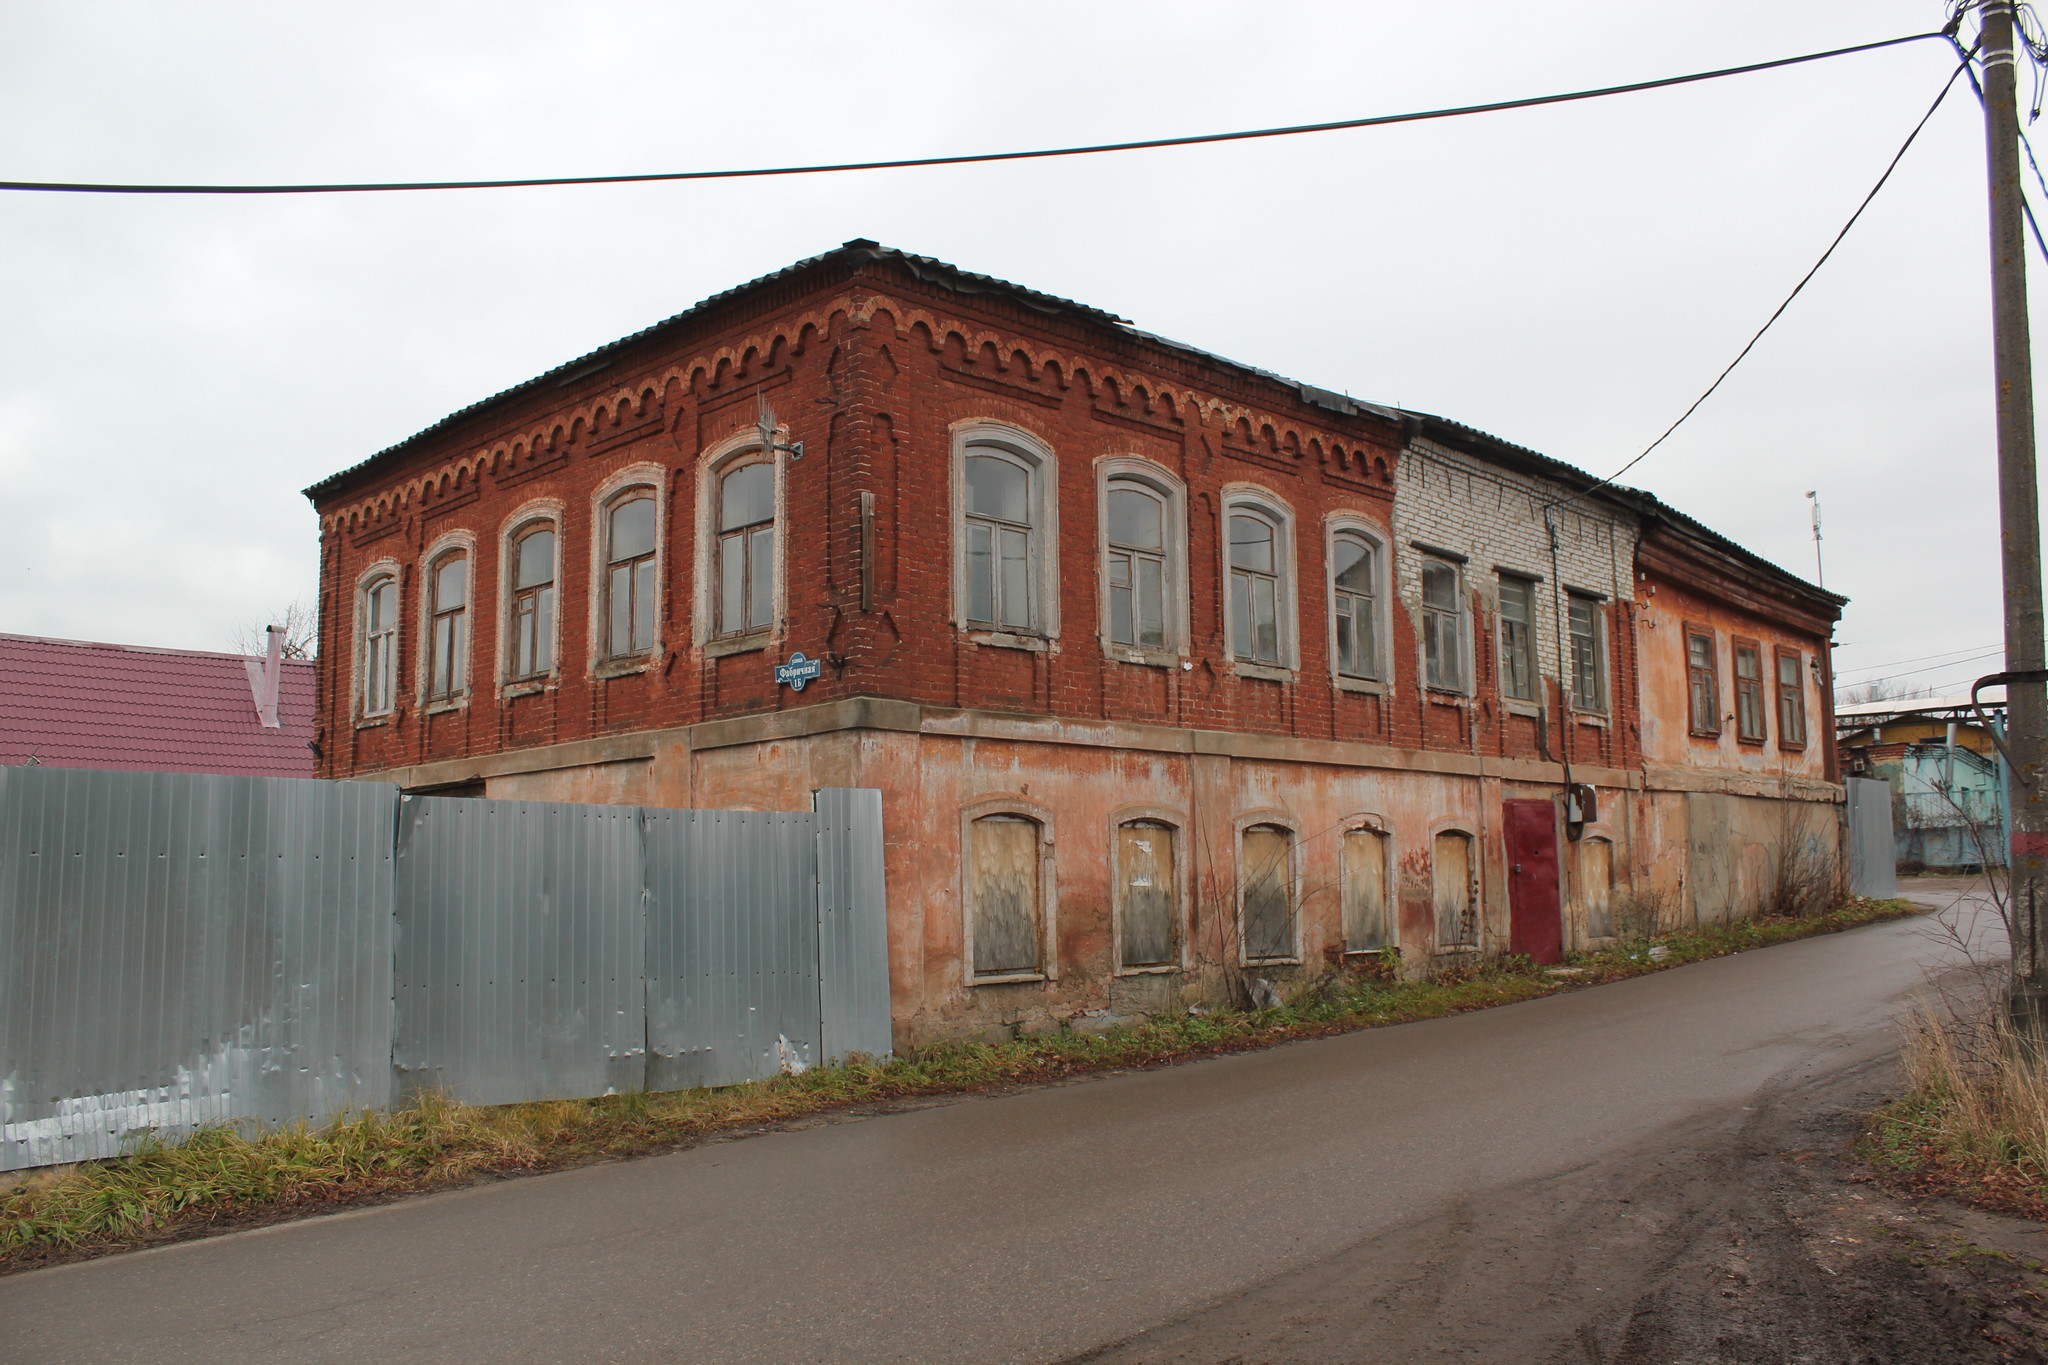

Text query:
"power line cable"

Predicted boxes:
[[1949, 28, 2048, 262], [1840, 648, 2007, 684], [0, 31, 1949, 196], [1544, 49, 1976, 513], [1835, 640, 2006, 676]]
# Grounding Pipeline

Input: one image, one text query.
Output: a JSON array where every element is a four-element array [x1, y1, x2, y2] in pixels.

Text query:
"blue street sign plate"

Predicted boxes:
[[774, 651, 824, 691]]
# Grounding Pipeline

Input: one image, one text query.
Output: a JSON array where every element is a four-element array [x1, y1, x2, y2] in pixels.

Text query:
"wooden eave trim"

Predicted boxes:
[[1637, 532, 1837, 636]]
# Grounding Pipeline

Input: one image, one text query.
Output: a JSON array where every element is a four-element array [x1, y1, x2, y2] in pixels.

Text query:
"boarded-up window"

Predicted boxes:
[[1117, 820, 1177, 968], [1342, 828, 1390, 952], [970, 815, 1041, 977], [1434, 831, 1475, 947], [1579, 837, 1615, 938], [1240, 824, 1294, 961]]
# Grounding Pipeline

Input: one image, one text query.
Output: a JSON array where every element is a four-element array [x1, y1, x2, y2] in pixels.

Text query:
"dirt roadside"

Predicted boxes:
[[1068, 1051, 2048, 1365]]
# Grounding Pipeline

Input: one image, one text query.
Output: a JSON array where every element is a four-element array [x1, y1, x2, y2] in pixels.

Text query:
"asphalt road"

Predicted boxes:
[[0, 895, 1994, 1365]]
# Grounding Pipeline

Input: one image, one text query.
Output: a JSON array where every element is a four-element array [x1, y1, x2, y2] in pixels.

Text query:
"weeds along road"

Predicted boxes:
[[0, 901, 1998, 1365]]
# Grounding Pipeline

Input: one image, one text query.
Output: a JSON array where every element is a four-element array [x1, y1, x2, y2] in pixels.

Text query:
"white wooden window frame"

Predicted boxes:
[[951, 421, 1061, 643], [693, 430, 788, 651], [353, 557, 403, 724], [497, 497, 565, 692], [1220, 485, 1299, 678], [1418, 556, 1472, 696], [588, 462, 668, 674], [1097, 457, 1189, 665], [1324, 514, 1390, 691], [416, 529, 476, 711]]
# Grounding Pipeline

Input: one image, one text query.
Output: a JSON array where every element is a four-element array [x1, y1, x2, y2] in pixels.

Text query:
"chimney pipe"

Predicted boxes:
[[260, 624, 283, 729]]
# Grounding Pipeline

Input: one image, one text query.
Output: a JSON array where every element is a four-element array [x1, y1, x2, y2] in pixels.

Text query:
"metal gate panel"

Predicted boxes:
[[814, 789, 893, 1063], [1846, 777, 1898, 898], [0, 767, 396, 1171], [392, 796, 645, 1105], [643, 809, 821, 1090]]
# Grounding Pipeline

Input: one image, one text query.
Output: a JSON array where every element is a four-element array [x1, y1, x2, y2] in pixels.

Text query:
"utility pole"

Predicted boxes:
[[1976, 1, 2048, 1038]]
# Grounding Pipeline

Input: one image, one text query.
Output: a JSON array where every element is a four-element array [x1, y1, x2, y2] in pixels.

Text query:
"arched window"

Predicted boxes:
[[1116, 819, 1178, 968], [717, 462, 774, 637], [1228, 507, 1286, 666], [361, 573, 399, 716], [1579, 836, 1615, 938], [1421, 558, 1465, 691], [508, 523, 556, 680], [969, 813, 1043, 978], [426, 551, 467, 701], [1342, 826, 1390, 952], [1433, 830, 1476, 947], [604, 491, 658, 658], [1331, 530, 1379, 680], [1106, 482, 1168, 650], [1239, 823, 1296, 963], [963, 445, 1038, 632]]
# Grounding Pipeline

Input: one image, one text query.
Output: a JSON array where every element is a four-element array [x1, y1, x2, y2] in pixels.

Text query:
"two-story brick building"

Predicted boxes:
[[306, 241, 1843, 1046]]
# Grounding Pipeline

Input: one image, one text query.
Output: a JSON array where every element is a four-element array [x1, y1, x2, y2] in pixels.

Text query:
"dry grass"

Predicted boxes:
[[1865, 994, 2048, 1218], [2, 895, 1920, 1271]]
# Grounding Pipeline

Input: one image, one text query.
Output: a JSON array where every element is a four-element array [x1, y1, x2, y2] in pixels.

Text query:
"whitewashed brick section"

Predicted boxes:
[[1391, 438, 1637, 687]]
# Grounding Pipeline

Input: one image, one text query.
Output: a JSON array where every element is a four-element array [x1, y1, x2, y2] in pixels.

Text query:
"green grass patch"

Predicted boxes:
[[2, 895, 1919, 1270]]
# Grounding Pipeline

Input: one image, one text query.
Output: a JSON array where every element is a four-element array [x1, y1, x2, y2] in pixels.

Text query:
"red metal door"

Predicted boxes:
[[1503, 799, 1564, 964]]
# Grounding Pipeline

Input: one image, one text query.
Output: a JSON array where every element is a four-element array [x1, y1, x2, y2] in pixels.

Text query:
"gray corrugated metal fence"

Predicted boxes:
[[1846, 777, 1898, 899], [1, 769, 889, 1171], [0, 766, 397, 1170]]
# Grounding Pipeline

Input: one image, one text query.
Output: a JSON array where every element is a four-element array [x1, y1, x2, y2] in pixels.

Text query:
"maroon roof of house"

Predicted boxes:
[[0, 633, 316, 778]]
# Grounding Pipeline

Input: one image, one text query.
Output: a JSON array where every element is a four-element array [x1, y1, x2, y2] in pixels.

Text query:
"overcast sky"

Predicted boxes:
[[1, 1, 2035, 698]]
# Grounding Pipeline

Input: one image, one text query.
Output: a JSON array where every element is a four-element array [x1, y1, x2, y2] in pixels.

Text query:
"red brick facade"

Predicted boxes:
[[311, 245, 1646, 779]]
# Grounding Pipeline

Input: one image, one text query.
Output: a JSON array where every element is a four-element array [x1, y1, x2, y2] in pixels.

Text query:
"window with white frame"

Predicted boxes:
[[1105, 481, 1169, 650], [963, 444, 1041, 633], [1568, 593, 1606, 712], [425, 551, 467, 702], [1116, 819, 1178, 969], [1498, 575, 1537, 703], [508, 523, 556, 680], [969, 813, 1043, 978], [716, 462, 774, 637], [1421, 558, 1465, 691], [361, 573, 399, 716], [1331, 530, 1379, 680], [1228, 504, 1289, 667], [1239, 823, 1295, 962], [604, 491, 658, 659]]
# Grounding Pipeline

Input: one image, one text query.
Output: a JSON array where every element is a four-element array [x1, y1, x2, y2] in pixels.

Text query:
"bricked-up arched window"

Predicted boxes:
[[604, 492, 658, 658], [1227, 507, 1287, 667], [969, 813, 1044, 979], [963, 447, 1039, 632], [1239, 823, 1296, 963], [1434, 829, 1477, 947], [361, 573, 399, 717], [1330, 531, 1379, 680], [425, 551, 467, 701], [508, 524, 556, 680], [1116, 819, 1178, 969], [717, 462, 774, 637]]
